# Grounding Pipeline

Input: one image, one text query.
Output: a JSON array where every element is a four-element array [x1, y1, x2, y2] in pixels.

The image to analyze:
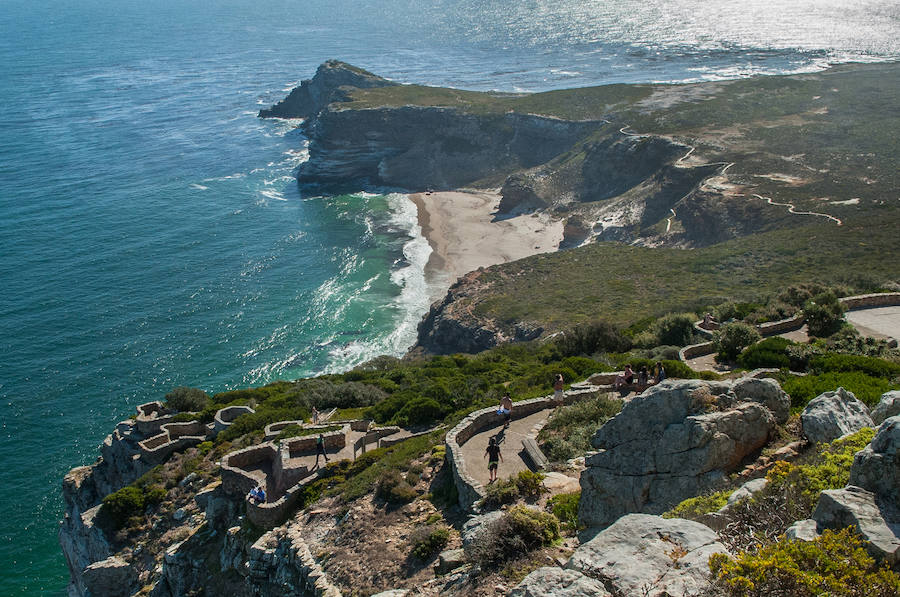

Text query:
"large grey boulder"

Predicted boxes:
[[800, 387, 873, 444], [510, 567, 611, 597], [785, 519, 820, 542], [872, 391, 900, 426], [733, 377, 791, 424], [460, 511, 503, 548], [850, 416, 900, 509], [82, 556, 137, 597], [566, 514, 726, 597], [813, 486, 900, 565], [579, 380, 775, 530]]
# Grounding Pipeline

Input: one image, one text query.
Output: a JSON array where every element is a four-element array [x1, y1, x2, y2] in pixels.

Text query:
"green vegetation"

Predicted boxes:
[[663, 490, 733, 520], [538, 394, 622, 463], [409, 525, 450, 560], [782, 373, 897, 409], [100, 466, 168, 530], [714, 322, 762, 362], [803, 291, 846, 338], [465, 506, 561, 568], [481, 471, 547, 509], [546, 491, 580, 533], [709, 528, 900, 597], [737, 337, 795, 370], [375, 469, 418, 504], [765, 428, 875, 513], [165, 386, 210, 413]]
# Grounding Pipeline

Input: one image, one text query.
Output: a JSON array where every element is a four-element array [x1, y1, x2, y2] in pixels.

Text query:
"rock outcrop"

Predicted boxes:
[[510, 567, 611, 597], [849, 416, 900, 509], [259, 60, 396, 120], [565, 514, 726, 597], [812, 487, 900, 565], [579, 380, 777, 531], [732, 376, 791, 425], [82, 556, 137, 597], [801, 387, 873, 444], [872, 391, 900, 426]]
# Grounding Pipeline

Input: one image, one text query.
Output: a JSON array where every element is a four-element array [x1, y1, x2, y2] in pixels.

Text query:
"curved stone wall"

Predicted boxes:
[[137, 420, 210, 465], [213, 405, 255, 434], [135, 401, 177, 436]]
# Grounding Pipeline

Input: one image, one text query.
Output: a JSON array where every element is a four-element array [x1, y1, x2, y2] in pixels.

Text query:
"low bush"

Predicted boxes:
[[652, 312, 699, 347], [547, 491, 580, 532], [737, 337, 795, 370], [217, 407, 310, 442], [714, 322, 761, 362], [165, 386, 210, 413], [662, 489, 733, 520], [465, 506, 560, 568], [782, 373, 896, 408], [375, 469, 418, 504], [409, 525, 450, 560], [809, 353, 900, 379], [803, 291, 846, 337], [392, 396, 444, 427], [709, 528, 900, 597], [555, 320, 632, 357], [101, 468, 168, 530], [481, 471, 547, 509]]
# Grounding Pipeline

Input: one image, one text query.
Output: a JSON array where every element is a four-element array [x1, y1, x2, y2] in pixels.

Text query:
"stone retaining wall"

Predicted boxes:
[[221, 444, 278, 497], [213, 405, 255, 434], [446, 395, 567, 511], [246, 521, 342, 597], [135, 401, 177, 436], [137, 420, 209, 465], [840, 292, 900, 310]]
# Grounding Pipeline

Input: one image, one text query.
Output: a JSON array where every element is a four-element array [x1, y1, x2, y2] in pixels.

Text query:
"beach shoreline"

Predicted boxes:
[[409, 189, 563, 302]]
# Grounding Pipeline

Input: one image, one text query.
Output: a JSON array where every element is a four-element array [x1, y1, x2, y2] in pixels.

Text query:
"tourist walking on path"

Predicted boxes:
[[315, 433, 329, 467], [485, 437, 503, 483], [311, 406, 319, 425], [498, 393, 513, 427], [553, 373, 565, 400]]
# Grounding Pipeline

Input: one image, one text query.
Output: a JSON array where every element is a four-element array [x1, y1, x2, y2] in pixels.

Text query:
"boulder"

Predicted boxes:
[[566, 514, 726, 597], [813, 486, 900, 565], [784, 519, 820, 542], [579, 381, 775, 530], [725, 478, 768, 508], [82, 556, 137, 597], [872, 391, 900, 426], [849, 416, 900, 509], [461, 511, 503, 548], [510, 567, 610, 597], [800, 387, 873, 444], [733, 377, 791, 424], [434, 549, 466, 575]]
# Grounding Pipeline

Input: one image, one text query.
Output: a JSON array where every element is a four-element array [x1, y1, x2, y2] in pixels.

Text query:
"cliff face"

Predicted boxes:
[[300, 107, 602, 192]]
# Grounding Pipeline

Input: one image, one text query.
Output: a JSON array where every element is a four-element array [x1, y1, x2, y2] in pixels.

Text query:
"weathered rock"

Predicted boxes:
[[579, 380, 775, 530], [461, 511, 503, 548], [566, 514, 726, 597], [58, 505, 111, 597], [800, 387, 873, 444], [434, 549, 466, 575], [510, 567, 611, 597], [371, 590, 410, 597], [259, 60, 397, 120], [785, 519, 820, 542], [82, 556, 136, 597], [850, 416, 900, 508], [872, 391, 900, 426], [733, 377, 791, 424], [813, 486, 900, 565], [725, 478, 768, 508]]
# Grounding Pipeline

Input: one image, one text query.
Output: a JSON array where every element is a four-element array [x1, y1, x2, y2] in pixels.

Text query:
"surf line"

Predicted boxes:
[[752, 194, 843, 226]]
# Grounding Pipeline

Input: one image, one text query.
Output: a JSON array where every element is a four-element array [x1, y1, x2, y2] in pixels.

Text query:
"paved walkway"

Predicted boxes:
[[458, 409, 553, 487], [846, 306, 900, 343]]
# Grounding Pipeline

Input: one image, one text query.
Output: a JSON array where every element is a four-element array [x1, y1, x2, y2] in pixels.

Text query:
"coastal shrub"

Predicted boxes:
[[709, 528, 900, 597], [466, 506, 560, 568], [777, 283, 833, 308], [514, 470, 546, 500], [392, 396, 444, 427], [375, 468, 417, 504], [409, 525, 450, 561], [782, 373, 895, 408], [737, 337, 795, 370], [481, 471, 547, 509], [547, 491, 580, 533], [538, 394, 622, 463], [766, 428, 875, 513], [809, 353, 900, 379], [101, 482, 166, 530], [561, 356, 607, 377], [663, 489, 733, 520], [714, 322, 761, 362], [217, 407, 310, 442], [652, 312, 698, 347], [826, 328, 900, 358], [803, 291, 846, 337], [165, 386, 210, 413], [555, 320, 631, 358], [713, 301, 763, 322], [743, 300, 798, 325]]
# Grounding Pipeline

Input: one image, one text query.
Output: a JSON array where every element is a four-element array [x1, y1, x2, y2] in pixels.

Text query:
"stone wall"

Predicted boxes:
[[446, 396, 560, 511], [840, 292, 900, 310], [137, 421, 209, 465], [135, 401, 177, 436], [221, 444, 278, 497], [214, 405, 255, 434]]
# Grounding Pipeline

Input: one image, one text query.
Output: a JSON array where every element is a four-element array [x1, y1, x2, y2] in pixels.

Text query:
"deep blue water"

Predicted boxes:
[[1, 0, 897, 592]]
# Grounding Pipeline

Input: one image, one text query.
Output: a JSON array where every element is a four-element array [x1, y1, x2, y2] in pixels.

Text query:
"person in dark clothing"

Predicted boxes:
[[484, 436, 503, 483], [315, 434, 329, 467]]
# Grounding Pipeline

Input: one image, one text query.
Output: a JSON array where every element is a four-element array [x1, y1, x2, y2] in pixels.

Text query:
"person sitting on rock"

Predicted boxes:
[[498, 393, 513, 427], [615, 364, 635, 388], [637, 365, 649, 386], [485, 436, 503, 483], [247, 485, 265, 504]]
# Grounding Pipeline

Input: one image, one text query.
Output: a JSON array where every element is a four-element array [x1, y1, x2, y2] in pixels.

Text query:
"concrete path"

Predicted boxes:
[[458, 409, 553, 487], [846, 306, 900, 343]]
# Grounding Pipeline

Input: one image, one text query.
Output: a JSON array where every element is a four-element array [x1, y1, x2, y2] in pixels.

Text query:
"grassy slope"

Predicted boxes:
[[341, 63, 899, 332]]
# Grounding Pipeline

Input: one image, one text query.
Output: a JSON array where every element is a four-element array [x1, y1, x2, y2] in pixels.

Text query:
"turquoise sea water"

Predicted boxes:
[[1, 0, 897, 593]]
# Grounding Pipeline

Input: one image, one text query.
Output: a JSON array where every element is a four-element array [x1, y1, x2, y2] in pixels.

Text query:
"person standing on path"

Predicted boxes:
[[553, 374, 565, 400], [311, 406, 319, 425], [499, 393, 513, 427], [315, 433, 329, 467], [485, 436, 503, 483]]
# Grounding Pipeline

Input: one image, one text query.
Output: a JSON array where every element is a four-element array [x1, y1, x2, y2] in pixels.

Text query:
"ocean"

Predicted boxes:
[[0, 0, 897, 592]]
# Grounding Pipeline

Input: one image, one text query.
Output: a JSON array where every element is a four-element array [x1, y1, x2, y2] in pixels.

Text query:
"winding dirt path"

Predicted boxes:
[[752, 193, 843, 226]]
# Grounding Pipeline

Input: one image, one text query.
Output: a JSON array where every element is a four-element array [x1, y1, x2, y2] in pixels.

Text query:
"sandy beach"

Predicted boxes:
[[410, 189, 563, 301]]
